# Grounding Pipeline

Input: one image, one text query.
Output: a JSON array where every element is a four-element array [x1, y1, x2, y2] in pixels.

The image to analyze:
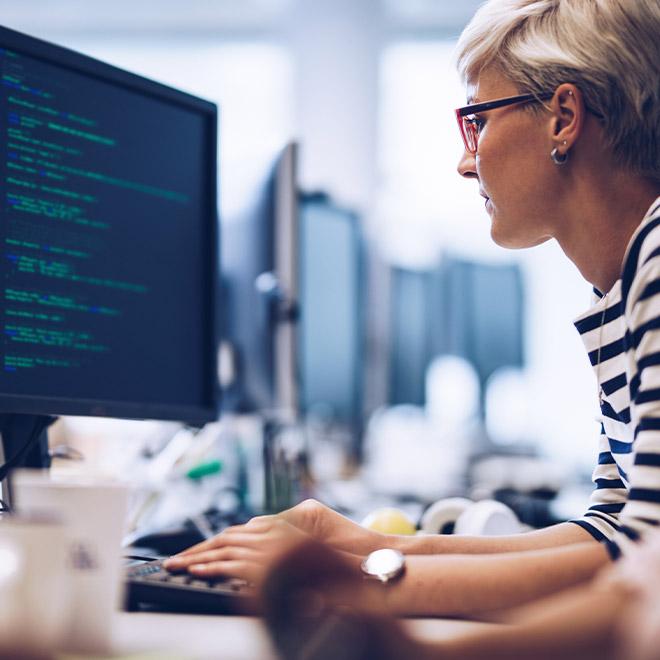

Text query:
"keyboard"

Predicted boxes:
[[125, 506, 252, 557], [124, 558, 257, 615]]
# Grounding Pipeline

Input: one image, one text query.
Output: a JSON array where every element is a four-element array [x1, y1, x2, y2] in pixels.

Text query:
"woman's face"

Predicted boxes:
[[457, 68, 559, 249]]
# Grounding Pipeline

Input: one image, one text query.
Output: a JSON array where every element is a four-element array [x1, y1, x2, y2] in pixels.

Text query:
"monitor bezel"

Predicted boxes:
[[0, 25, 220, 426]]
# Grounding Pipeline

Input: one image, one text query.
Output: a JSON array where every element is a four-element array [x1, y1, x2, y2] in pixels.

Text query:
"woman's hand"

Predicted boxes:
[[277, 499, 385, 555], [163, 515, 310, 584], [163, 499, 385, 583], [261, 539, 421, 660]]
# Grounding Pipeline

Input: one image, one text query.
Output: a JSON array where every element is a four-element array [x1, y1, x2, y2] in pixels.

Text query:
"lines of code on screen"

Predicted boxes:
[[0, 46, 209, 410]]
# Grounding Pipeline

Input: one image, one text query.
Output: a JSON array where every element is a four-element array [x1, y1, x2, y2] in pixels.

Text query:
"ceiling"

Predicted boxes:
[[0, 0, 294, 34], [0, 0, 482, 35], [384, 0, 485, 27]]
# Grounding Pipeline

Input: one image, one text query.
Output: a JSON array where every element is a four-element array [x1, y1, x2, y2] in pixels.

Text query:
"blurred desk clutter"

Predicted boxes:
[[46, 396, 588, 547]]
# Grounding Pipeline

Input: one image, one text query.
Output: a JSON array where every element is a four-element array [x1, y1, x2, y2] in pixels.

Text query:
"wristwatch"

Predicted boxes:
[[360, 548, 406, 584]]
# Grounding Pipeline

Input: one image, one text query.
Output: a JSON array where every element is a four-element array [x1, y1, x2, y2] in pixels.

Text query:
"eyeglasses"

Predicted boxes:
[[455, 92, 555, 154]]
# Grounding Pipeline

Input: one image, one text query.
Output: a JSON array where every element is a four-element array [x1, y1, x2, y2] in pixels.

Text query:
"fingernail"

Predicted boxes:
[[164, 557, 181, 567]]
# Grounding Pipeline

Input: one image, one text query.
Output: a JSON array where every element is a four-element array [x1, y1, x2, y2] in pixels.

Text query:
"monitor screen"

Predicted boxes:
[[220, 154, 277, 412], [388, 267, 433, 406], [298, 194, 363, 427], [388, 257, 524, 407], [433, 256, 524, 388], [220, 143, 298, 414], [0, 27, 219, 424]]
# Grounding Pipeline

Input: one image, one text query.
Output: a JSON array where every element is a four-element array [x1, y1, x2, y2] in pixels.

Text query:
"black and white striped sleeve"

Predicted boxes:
[[614, 255, 660, 555], [570, 424, 626, 552]]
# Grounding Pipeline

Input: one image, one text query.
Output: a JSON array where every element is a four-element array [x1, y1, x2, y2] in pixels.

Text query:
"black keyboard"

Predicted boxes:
[[124, 558, 257, 615], [125, 506, 252, 557]]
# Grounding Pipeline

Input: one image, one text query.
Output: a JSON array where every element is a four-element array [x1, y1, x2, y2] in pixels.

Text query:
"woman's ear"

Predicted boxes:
[[549, 83, 585, 152]]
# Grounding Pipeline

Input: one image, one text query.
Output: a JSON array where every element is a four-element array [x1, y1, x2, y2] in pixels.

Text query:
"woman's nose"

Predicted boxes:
[[457, 149, 477, 179]]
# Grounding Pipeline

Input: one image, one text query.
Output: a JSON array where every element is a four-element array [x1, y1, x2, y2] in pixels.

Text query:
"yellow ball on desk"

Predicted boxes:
[[361, 508, 416, 535]]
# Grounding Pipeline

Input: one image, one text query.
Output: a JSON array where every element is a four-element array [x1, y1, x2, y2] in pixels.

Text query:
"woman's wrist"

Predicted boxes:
[[381, 532, 417, 553], [385, 532, 449, 554]]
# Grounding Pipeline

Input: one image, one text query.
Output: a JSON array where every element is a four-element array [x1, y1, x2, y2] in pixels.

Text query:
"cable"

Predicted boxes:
[[0, 416, 57, 483]]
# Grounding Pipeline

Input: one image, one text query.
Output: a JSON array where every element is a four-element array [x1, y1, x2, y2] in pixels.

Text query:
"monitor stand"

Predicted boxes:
[[0, 414, 54, 512]]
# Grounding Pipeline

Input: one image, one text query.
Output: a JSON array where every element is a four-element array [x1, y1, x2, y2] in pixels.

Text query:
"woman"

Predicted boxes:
[[166, 0, 660, 623]]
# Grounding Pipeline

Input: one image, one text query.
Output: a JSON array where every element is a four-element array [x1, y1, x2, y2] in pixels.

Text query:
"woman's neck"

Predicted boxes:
[[553, 175, 659, 294]]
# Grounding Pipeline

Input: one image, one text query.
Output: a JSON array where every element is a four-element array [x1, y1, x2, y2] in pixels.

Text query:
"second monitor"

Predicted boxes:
[[220, 143, 298, 416]]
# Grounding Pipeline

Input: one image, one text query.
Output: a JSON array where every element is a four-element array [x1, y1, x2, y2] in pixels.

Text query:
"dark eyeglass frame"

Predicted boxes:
[[455, 92, 555, 154]]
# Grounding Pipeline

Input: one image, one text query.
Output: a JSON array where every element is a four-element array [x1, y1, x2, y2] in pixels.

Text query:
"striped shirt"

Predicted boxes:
[[571, 196, 660, 558]]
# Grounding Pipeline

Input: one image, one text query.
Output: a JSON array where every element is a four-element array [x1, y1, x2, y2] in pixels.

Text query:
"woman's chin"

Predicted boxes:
[[490, 224, 550, 250]]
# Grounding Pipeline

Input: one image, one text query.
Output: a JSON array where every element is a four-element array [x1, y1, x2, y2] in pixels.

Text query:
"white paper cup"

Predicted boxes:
[[12, 469, 129, 654], [0, 515, 70, 653]]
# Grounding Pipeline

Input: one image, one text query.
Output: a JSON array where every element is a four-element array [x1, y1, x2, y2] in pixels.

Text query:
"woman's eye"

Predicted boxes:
[[471, 116, 486, 133]]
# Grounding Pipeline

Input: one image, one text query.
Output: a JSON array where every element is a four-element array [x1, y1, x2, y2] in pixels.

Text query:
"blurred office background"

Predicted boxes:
[[1, 0, 600, 523]]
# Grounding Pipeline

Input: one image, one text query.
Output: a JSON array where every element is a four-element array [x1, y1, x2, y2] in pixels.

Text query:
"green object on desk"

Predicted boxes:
[[186, 459, 223, 481]]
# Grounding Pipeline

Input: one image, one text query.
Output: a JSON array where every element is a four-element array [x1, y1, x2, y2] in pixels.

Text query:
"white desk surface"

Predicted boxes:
[[113, 611, 497, 659]]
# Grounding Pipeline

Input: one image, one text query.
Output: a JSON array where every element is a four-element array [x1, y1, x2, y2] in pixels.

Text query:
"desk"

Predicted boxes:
[[113, 613, 277, 659], [113, 612, 498, 659]]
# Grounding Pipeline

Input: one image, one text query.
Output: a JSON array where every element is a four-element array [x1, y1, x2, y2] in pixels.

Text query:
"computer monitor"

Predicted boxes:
[[220, 143, 298, 415], [433, 255, 524, 393], [387, 267, 434, 406], [298, 192, 364, 436], [0, 26, 219, 486], [387, 256, 524, 409]]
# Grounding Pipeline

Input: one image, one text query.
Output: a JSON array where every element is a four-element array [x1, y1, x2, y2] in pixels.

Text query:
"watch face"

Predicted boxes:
[[362, 548, 405, 582]]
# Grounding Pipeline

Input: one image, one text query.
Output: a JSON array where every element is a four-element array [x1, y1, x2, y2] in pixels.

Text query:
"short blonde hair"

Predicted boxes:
[[455, 0, 660, 182]]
